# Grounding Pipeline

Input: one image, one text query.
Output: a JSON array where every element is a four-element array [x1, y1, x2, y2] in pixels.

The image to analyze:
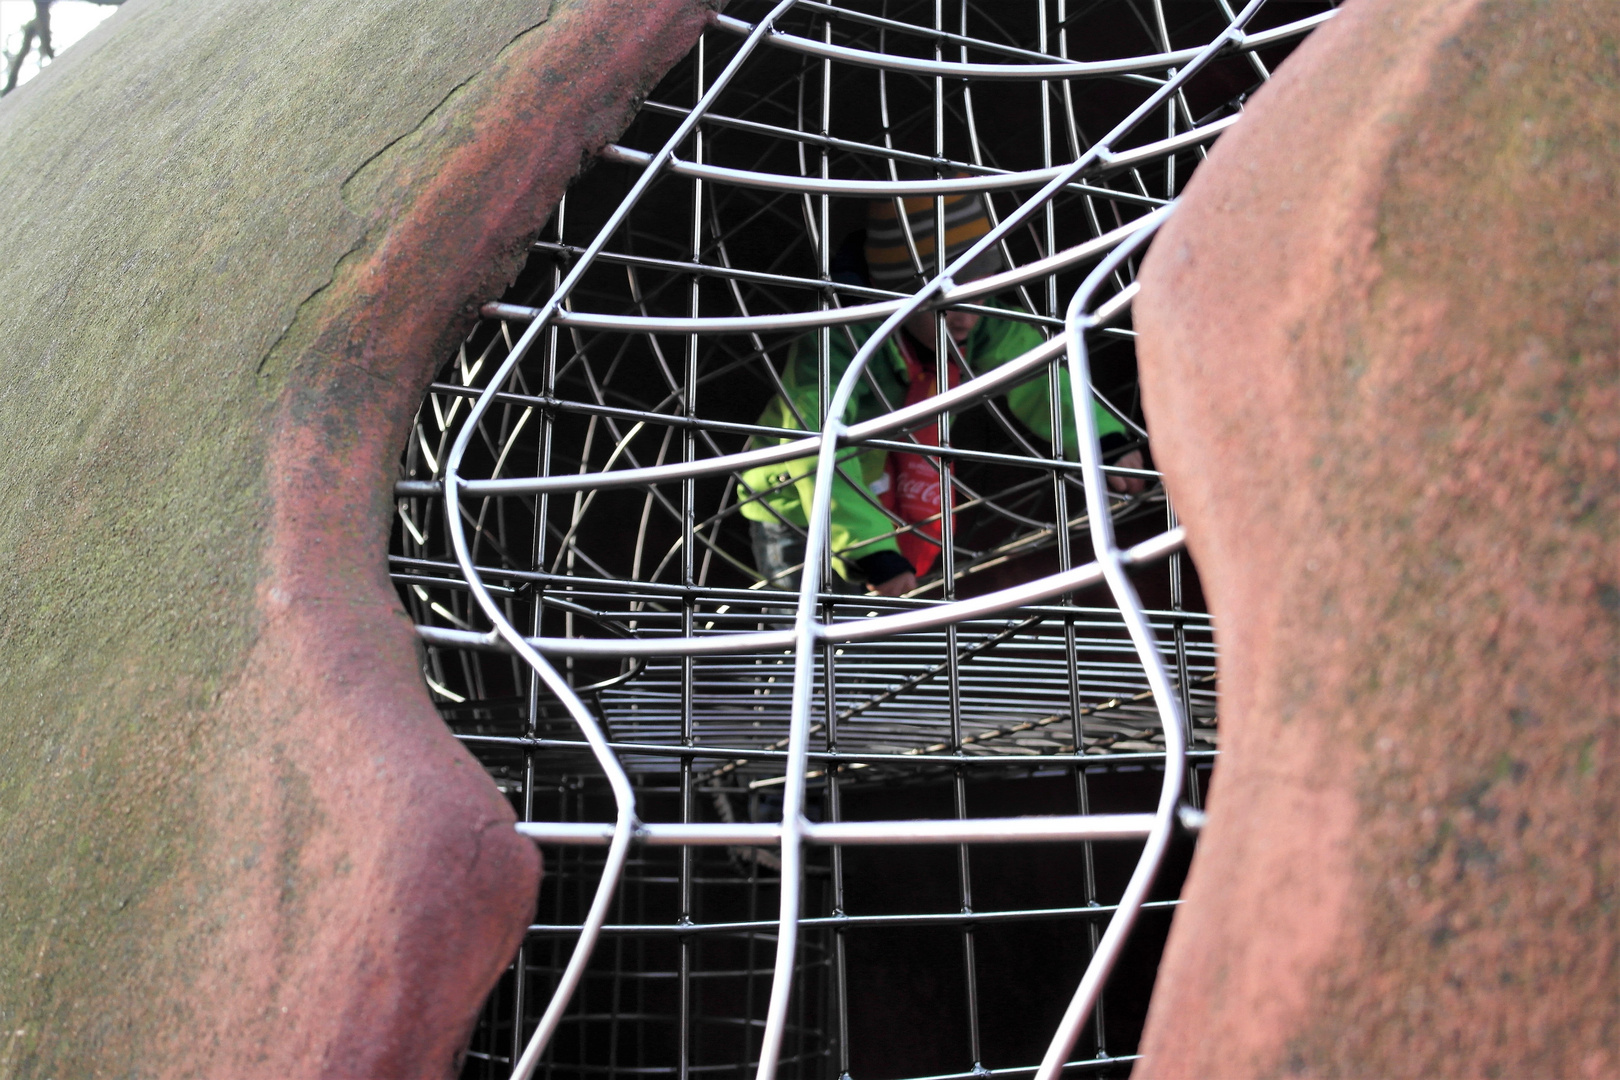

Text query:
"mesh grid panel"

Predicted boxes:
[[389, 3, 1333, 1076]]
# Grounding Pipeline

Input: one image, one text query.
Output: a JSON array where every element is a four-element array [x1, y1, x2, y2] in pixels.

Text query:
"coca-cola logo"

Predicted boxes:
[[893, 456, 941, 512]]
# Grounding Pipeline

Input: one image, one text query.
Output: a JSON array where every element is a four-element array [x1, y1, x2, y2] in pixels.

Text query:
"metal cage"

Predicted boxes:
[[389, 3, 1332, 1077]]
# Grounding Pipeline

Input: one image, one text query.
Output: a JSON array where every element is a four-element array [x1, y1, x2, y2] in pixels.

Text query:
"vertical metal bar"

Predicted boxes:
[[678, 35, 707, 1080], [487, 15, 808, 1080], [829, 773, 850, 1080], [931, 2, 981, 1070], [513, 192, 568, 1077], [606, 883, 625, 1077], [1151, 0, 1177, 199], [1166, 500, 1200, 810], [1040, 201, 1193, 1080], [814, 15, 851, 1080], [743, 834, 762, 1073], [1041, 0, 1107, 1061]]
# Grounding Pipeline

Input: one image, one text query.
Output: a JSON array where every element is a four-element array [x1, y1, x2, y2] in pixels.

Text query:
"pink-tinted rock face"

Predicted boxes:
[[0, 0, 716, 1075], [1132, 0, 1618, 1076]]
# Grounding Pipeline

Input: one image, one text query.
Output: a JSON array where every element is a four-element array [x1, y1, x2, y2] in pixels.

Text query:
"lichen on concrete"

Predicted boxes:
[[0, 0, 719, 1075]]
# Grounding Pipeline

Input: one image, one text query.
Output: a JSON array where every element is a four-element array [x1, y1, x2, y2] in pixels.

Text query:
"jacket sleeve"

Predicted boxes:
[[776, 328, 904, 566], [978, 316, 1129, 457], [782, 452, 903, 565]]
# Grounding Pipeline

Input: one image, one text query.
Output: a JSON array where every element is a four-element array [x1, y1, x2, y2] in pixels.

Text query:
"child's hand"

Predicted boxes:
[[1106, 449, 1147, 494], [869, 571, 918, 597]]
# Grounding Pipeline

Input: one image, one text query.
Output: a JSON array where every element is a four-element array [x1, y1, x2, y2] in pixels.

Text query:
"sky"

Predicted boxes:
[[2, 1, 119, 89]]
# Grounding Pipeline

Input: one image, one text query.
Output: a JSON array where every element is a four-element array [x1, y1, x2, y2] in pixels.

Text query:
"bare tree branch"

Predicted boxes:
[[3, 22, 39, 96], [2, 0, 123, 97], [34, 0, 55, 62]]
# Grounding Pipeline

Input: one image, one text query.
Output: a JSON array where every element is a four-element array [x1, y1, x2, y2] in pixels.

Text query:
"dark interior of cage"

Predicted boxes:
[[388, 2, 1319, 1077]]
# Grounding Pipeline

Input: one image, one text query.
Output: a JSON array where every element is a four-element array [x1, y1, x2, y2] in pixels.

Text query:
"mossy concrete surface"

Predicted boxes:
[[1133, 0, 1617, 1075], [0, 0, 717, 1075]]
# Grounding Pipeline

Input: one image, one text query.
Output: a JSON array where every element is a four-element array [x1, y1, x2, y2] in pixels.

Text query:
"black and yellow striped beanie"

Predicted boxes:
[[864, 188, 1005, 290]]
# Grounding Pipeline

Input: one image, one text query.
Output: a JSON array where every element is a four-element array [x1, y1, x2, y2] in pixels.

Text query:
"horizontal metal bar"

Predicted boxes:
[[517, 821, 779, 846], [420, 623, 791, 657], [902, 1055, 1142, 1080], [515, 813, 1154, 847], [456, 732, 1217, 768], [788, 0, 1131, 70], [391, 572, 517, 598], [807, 814, 1153, 844], [532, 236, 906, 301], [525, 899, 1181, 937]]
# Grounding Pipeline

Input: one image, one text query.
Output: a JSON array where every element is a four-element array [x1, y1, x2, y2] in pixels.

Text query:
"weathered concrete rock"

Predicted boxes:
[[1133, 0, 1617, 1075], [0, 0, 715, 1075]]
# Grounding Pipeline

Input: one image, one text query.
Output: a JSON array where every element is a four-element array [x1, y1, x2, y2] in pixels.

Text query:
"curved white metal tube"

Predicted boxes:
[[752, 0, 1266, 1066], [1030, 4, 1275, 1072], [514, 814, 1159, 846], [1032, 213, 1186, 1080], [440, 5, 804, 1077], [483, 213, 1155, 334], [712, 9, 1330, 80], [596, 116, 1236, 201], [414, 526, 1186, 659]]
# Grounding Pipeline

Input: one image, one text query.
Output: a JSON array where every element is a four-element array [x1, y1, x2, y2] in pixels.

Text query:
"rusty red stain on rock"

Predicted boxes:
[[1132, 0, 1618, 1076]]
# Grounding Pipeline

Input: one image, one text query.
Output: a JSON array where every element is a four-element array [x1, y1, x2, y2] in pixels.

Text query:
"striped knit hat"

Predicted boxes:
[[864, 187, 1005, 290]]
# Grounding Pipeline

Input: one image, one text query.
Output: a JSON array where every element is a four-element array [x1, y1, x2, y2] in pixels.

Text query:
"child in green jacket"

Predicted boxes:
[[738, 194, 1143, 596]]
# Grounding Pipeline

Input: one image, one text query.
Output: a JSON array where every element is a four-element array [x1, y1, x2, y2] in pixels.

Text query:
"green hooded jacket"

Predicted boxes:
[[737, 306, 1127, 580]]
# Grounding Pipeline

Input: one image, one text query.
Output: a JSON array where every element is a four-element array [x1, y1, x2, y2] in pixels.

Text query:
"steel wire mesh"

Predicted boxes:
[[388, 2, 1333, 1077]]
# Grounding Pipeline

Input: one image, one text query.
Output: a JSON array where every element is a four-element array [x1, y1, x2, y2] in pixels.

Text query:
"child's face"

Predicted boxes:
[[903, 306, 980, 352]]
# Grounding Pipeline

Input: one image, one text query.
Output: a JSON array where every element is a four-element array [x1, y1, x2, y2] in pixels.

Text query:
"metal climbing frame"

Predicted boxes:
[[390, 2, 1332, 1077]]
